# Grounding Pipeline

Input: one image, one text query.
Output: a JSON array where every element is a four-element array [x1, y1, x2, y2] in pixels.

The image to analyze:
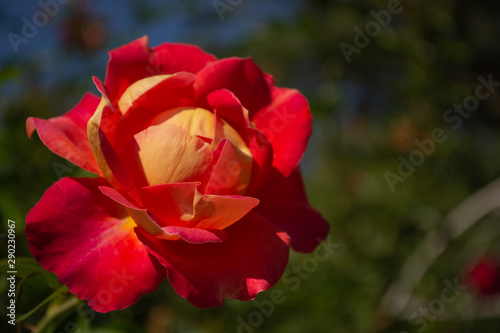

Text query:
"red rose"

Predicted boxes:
[[466, 258, 500, 296], [25, 36, 329, 312]]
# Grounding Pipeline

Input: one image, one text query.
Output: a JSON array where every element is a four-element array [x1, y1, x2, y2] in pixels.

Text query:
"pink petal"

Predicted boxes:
[[26, 93, 102, 176], [194, 58, 272, 115], [255, 168, 330, 253], [252, 87, 312, 177], [136, 212, 290, 308], [104, 36, 215, 103], [25, 177, 165, 312]]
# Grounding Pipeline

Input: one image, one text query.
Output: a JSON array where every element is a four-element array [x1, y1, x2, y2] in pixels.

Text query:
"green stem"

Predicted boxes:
[[34, 295, 81, 333]]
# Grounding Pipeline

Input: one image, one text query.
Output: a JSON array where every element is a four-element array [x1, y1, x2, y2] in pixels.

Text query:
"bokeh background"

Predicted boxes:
[[2, 0, 500, 332]]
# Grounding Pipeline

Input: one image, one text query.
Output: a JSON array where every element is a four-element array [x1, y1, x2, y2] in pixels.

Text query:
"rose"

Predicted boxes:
[[466, 258, 500, 296], [25, 36, 329, 312]]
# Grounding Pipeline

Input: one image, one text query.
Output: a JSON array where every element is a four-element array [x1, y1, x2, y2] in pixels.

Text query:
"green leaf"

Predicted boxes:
[[15, 272, 69, 323], [0, 257, 61, 288]]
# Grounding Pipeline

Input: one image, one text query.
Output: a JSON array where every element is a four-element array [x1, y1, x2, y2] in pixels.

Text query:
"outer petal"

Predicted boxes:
[[136, 212, 290, 308], [104, 36, 216, 104], [150, 43, 217, 77], [26, 93, 102, 176], [255, 168, 330, 253], [194, 58, 272, 115], [252, 87, 312, 177], [25, 177, 165, 312]]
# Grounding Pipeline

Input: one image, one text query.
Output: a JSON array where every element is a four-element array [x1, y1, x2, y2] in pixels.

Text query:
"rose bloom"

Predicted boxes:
[[466, 258, 500, 296], [25, 37, 329, 312]]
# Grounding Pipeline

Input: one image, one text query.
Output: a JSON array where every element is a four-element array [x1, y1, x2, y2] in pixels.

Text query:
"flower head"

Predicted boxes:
[[26, 37, 330, 312]]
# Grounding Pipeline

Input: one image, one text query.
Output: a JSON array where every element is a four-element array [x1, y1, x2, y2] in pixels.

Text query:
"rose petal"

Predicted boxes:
[[108, 72, 196, 154], [140, 182, 199, 227], [95, 125, 143, 204], [105, 36, 215, 103], [204, 140, 252, 196], [206, 89, 250, 133], [117, 74, 175, 115], [251, 87, 312, 177], [191, 193, 260, 230], [121, 122, 213, 187], [99, 185, 167, 237], [194, 58, 272, 115], [140, 183, 259, 231], [25, 177, 165, 312], [87, 99, 117, 183], [26, 93, 102, 176], [255, 168, 330, 253], [150, 42, 217, 76], [162, 226, 229, 244], [244, 127, 276, 195], [136, 212, 290, 307], [212, 112, 251, 158]]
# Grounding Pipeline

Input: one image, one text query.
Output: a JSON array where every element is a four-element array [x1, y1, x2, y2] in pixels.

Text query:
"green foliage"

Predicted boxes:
[[0, 258, 61, 289], [15, 273, 67, 323]]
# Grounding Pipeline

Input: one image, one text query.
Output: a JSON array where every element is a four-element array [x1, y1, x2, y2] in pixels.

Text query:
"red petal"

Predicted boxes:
[[244, 127, 276, 195], [25, 177, 165, 312], [150, 43, 217, 76], [252, 87, 312, 177], [99, 185, 169, 238], [194, 58, 272, 115], [140, 183, 259, 231], [255, 169, 330, 253], [136, 212, 290, 307], [26, 93, 102, 176], [104, 36, 215, 104], [140, 182, 199, 227], [201, 88, 277, 195], [162, 226, 229, 244], [207, 89, 249, 133], [204, 140, 252, 196], [99, 185, 142, 210], [113, 72, 196, 151], [97, 128, 143, 204]]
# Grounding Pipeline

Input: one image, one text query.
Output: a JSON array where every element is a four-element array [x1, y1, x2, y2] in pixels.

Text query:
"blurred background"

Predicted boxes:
[[2, 0, 500, 332]]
